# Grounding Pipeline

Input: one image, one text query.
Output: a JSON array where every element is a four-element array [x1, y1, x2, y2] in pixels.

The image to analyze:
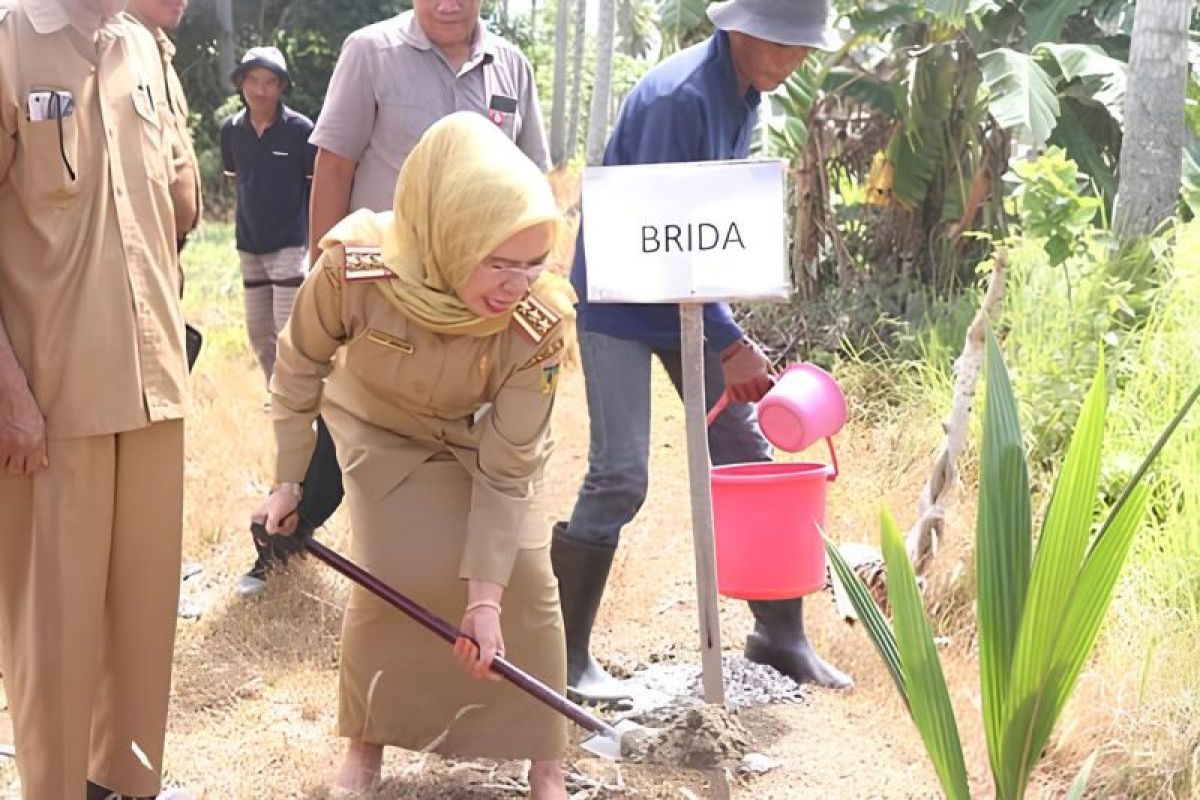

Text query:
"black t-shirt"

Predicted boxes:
[[220, 104, 316, 254]]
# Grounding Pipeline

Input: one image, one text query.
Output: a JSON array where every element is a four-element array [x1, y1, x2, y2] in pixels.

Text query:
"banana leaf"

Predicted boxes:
[[979, 48, 1061, 146], [1023, 0, 1086, 48]]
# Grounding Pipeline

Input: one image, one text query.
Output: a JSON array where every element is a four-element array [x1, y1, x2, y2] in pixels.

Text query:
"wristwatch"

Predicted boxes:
[[272, 481, 303, 499]]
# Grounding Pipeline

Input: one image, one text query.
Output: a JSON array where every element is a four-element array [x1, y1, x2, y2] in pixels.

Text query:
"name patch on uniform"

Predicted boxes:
[[344, 247, 392, 282], [366, 328, 414, 354], [489, 94, 518, 114]]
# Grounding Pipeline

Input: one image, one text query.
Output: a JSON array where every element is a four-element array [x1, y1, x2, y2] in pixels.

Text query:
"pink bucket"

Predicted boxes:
[[710, 439, 838, 600]]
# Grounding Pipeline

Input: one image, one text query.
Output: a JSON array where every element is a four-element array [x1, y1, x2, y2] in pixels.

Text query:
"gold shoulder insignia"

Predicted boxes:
[[512, 294, 560, 344], [343, 247, 391, 283], [519, 337, 565, 371]]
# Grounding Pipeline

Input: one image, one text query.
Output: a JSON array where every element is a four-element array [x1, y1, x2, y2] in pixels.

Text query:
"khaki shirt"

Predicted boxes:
[[154, 26, 201, 241], [270, 215, 567, 587], [310, 10, 550, 213], [0, 0, 187, 439]]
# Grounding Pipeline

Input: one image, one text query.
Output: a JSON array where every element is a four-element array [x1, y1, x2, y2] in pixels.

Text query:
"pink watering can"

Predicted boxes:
[[707, 364, 847, 600]]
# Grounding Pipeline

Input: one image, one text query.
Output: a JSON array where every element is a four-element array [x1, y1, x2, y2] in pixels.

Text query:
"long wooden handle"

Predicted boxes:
[[304, 539, 616, 737]]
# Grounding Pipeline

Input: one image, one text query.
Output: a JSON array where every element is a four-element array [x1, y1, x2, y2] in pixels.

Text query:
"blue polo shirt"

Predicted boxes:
[[571, 31, 761, 353], [220, 104, 316, 255]]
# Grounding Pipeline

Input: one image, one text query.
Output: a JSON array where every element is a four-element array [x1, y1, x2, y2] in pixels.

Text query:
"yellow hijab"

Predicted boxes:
[[378, 112, 565, 337]]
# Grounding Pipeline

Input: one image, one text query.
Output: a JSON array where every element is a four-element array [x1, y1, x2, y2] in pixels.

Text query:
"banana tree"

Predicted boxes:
[[826, 328, 1200, 799], [764, 0, 1132, 299]]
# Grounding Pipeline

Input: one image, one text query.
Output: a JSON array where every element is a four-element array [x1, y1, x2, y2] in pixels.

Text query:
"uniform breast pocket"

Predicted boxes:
[[14, 114, 81, 206], [503, 109, 524, 143], [376, 100, 441, 155], [132, 87, 170, 188]]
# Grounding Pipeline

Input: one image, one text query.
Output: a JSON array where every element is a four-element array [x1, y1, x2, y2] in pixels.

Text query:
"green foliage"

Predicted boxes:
[[978, 48, 1060, 145], [1007, 148, 1100, 267], [655, 0, 710, 55], [1034, 42, 1127, 123], [830, 327, 1197, 799], [1022, 0, 1087, 48], [765, 56, 823, 158], [617, 0, 660, 58], [889, 47, 958, 207]]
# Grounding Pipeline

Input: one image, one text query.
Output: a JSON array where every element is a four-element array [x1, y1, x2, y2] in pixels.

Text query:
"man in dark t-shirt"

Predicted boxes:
[[220, 47, 316, 596], [220, 46, 315, 388]]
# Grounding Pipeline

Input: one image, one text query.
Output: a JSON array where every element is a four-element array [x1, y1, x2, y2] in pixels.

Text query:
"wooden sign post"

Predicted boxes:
[[583, 159, 789, 704], [680, 303, 725, 703]]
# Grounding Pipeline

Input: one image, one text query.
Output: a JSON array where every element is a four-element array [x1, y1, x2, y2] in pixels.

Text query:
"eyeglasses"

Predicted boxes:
[[486, 261, 547, 286]]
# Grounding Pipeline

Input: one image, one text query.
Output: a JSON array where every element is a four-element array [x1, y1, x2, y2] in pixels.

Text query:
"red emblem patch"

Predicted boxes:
[[488, 109, 505, 127]]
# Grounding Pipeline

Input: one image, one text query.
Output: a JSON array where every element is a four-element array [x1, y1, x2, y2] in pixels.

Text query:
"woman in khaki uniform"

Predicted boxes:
[[261, 112, 573, 798]]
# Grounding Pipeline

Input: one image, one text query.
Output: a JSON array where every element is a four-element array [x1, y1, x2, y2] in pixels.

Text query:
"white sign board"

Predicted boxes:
[[582, 159, 790, 304]]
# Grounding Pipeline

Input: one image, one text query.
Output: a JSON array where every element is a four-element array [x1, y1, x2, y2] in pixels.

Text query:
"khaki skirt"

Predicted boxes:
[[335, 449, 567, 761]]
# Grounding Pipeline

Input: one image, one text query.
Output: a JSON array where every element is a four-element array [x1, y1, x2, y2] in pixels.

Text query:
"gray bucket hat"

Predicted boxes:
[[707, 0, 842, 51], [230, 46, 292, 88]]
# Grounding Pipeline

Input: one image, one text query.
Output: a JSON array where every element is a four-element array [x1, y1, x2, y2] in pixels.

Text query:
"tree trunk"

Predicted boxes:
[[550, 0, 571, 165], [585, 0, 616, 165], [215, 0, 236, 87], [1113, 0, 1194, 238], [567, 0, 587, 161]]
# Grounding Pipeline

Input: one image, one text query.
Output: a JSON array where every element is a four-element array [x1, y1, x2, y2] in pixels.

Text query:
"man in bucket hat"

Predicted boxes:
[[220, 48, 316, 396], [557, 0, 852, 701]]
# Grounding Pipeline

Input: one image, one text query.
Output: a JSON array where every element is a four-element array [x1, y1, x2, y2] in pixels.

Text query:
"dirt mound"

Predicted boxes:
[[622, 705, 754, 769]]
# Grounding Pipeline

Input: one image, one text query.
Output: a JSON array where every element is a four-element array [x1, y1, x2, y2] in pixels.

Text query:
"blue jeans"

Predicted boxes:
[[566, 329, 771, 548]]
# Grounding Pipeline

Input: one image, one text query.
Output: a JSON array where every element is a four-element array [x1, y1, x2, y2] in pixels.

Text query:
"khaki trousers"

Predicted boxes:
[[0, 421, 183, 799]]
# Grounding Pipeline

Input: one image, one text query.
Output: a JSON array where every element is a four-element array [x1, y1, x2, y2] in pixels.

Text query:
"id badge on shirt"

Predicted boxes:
[[26, 89, 74, 121], [487, 94, 518, 140]]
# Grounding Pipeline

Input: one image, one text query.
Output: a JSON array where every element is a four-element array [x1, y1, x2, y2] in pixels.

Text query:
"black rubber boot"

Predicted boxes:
[[744, 598, 853, 690], [550, 523, 631, 702]]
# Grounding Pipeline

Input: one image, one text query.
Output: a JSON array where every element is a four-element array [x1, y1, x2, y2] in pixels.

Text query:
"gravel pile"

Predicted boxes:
[[616, 654, 809, 727]]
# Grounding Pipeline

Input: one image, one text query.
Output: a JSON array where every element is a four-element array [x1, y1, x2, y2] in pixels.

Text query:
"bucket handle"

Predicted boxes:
[[824, 436, 839, 482], [707, 391, 840, 482]]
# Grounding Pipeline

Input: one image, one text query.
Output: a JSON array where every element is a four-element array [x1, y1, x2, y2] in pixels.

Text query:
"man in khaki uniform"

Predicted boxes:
[[238, 0, 552, 594], [0, 1, 192, 798], [127, 0, 204, 375], [128, 0, 201, 250]]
